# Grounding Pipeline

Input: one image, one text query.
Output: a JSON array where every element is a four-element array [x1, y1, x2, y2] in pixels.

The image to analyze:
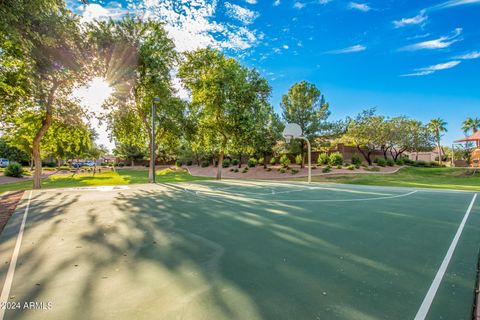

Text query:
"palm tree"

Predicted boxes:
[[428, 118, 448, 165], [462, 117, 480, 134], [462, 117, 480, 147]]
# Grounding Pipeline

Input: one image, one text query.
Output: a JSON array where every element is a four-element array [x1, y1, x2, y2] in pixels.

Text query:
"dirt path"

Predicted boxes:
[[0, 191, 24, 235]]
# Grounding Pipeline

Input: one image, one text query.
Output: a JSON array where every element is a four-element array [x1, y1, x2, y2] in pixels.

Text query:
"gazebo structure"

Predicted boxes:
[[453, 131, 480, 168]]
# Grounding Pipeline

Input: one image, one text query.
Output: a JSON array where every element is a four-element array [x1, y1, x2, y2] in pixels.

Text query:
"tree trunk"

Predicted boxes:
[[32, 118, 52, 189], [216, 150, 224, 180], [437, 142, 442, 165], [357, 146, 372, 165], [263, 151, 267, 169], [238, 152, 242, 168], [131, 159, 134, 167], [382, 146, 388, 160]]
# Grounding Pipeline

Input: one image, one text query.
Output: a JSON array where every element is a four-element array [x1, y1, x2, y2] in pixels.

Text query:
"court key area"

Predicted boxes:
[[0, 180, 479, 320]]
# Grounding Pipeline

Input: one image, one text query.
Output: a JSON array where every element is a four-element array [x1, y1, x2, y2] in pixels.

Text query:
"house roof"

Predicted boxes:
[[454, 131, 480, 143]]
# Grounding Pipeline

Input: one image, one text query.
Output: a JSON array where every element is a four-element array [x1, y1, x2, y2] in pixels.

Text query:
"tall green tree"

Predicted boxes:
[[179, 48, 270, 179], [343, 109, 384, 165], [428, 118, 448, 164], [462, 117, 480, 134], [462, 117, 480, 147], [407, 121, 435, 160], [280, 81, 330, 168], [88, 16, 180, 182], [1, 0, 90, 188]]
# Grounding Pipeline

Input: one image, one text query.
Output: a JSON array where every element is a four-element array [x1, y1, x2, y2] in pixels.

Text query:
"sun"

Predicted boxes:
[[72, 77, 113, 113], [71, 77, 114, 151]]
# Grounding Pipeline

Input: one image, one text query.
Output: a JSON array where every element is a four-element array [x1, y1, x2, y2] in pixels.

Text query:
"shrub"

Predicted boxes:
[[317, 153, 329, 165], [373, 157, 380, 164], [201, 160, 210, 168], [365, 166, 380, 172], [279, 168, 286, 174], [377, 158, 387, 167], [395, 158, 405, 166], [234, 168, 239, 173], [279, 155, 291, 168], [386, 159, 395, 167], [413, 160, 429, 167], [118, 162, 125, 167], [247, 158, 257, 168], [329, 152, 343, 166], [229, 168, 234, 172], [336, 165, 342, 169], [42, 161, 56, 168], [258, 157, 265, 165], [222, 159, 231, 168], [231, 159, 239, 166], [266, 168, 272, 172], [347, 164, 355, 170], [322, 165, 332, 173], [269, 157, 276, 165], [4, 162, 23, 178], [402, 157, 414, 165], [312, 166, 317, 170], [242, 168, 248, 173], [186, 160, 193, 166], [351, 154, 362, 166], [291, 169, 299, 175], [175, 160, 183, 167], [295, 154, 302, 165]]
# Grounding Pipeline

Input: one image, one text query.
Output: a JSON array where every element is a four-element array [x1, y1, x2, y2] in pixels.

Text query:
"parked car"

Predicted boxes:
[[84, 161, 95, 167], [0, 158, 9, 168], [71, 162, 84, 168]]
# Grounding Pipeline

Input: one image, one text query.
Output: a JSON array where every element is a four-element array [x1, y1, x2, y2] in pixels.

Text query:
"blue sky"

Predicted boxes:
[[68, 0, 480, 146]]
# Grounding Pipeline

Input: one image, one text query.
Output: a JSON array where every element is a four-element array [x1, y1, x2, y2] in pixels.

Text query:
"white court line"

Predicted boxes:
[[191, 189, 417, 203], [0, 191, 33, 320], [414, 193, 477, 320]]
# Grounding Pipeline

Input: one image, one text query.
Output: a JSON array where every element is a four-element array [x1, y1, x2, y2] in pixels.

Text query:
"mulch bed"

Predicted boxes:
[[0, 191, 24, 235]]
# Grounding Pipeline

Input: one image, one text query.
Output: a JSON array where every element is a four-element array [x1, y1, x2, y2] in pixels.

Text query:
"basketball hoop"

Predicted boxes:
[[282, 123, 312, 184]]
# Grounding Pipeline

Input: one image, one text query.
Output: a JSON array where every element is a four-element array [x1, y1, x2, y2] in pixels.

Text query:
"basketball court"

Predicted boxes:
[[0, 180, 479, 319]]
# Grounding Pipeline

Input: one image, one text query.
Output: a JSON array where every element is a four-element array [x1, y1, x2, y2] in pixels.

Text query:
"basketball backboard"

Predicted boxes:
[[283, 123, 302, 142]]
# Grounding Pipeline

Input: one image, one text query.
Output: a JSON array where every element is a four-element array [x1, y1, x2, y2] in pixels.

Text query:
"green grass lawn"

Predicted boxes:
[[301, 167, 480, 191], [0, 168, 212, 195]]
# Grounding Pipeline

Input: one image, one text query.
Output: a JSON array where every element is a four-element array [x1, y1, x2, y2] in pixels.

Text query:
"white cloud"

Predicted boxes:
[[430, 0, 480, 10], [348, 2, 371, 12], [273, 0, 281, 6], [400, 28, 462, 51], [402, 61, 461, 76], [327, 44, 366, 54], [293, 2, 306, 9], [80, 3, 128, 23], [135, 0, 259, 52], [455, 51, 480, 59], [283, 44, 289, 49], [224, 2, 259, 24], [393, 10, 428, 28], [245, 0, 257, 4], [319, 0, 332, 4]]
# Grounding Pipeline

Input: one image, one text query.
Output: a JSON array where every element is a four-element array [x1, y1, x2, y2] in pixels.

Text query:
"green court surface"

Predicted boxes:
[[0, 181, 479, 320]]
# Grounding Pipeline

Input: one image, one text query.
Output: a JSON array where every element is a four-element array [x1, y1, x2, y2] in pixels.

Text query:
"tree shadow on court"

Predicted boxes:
[[2, 185, 478, 320]]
